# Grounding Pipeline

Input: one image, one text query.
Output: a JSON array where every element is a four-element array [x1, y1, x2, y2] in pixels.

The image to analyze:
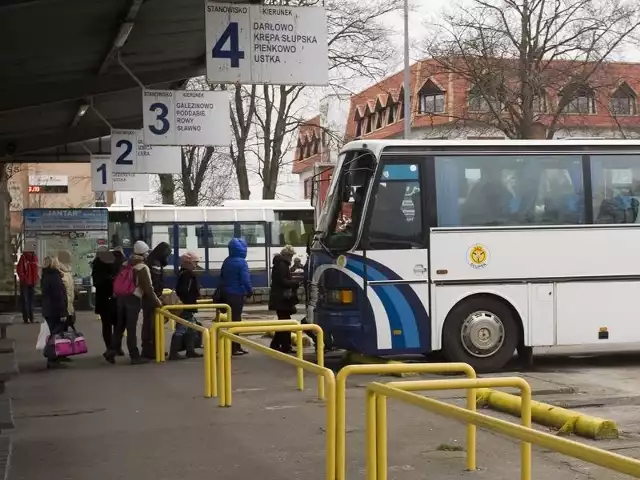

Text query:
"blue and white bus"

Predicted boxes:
[[310, 139, 640, 371], [107, 201, 314, 289]]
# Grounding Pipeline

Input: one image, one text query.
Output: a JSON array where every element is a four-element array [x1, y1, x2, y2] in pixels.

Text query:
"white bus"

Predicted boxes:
[[309, 139, 640, 371], [107, 201, 314, 290]]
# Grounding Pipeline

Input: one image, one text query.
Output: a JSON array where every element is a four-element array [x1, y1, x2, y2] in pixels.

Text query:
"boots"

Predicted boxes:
[[185, 332, 203, 359], [168, 335, 186, 361]]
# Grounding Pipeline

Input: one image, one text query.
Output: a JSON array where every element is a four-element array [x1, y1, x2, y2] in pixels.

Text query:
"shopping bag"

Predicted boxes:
[[36, 321, 50, 351]]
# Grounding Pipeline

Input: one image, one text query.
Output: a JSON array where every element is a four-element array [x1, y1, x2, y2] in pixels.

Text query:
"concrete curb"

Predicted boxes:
[[475, 388, 619, 440], [342, 352, 419, 378]]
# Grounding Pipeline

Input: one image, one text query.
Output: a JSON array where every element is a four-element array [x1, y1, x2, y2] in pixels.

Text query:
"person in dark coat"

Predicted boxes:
[[269, 245, 300, 354], [219, 238, 253, 355], [112, 246, 127, 272], [141, 242, 171, 359], [169, 252, 204, 360], [92, 246, 123, 355], [40, 255, 69, 369]]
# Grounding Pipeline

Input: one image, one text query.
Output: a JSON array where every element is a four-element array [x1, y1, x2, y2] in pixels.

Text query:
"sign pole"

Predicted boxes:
[[402, 0, 411, 140]]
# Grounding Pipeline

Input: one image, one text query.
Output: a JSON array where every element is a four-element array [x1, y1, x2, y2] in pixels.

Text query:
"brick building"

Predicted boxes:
[[344, 58, 640, 141]]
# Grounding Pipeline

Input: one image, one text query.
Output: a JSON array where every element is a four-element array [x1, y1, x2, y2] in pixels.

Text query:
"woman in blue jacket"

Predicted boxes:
[[219, 238, 253, 355]]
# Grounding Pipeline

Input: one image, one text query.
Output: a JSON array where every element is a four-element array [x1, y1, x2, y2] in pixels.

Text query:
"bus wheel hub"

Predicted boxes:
[[460, 311, 505, 358]]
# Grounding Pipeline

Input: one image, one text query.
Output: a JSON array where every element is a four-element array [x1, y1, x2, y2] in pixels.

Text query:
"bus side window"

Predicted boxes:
[[364, 162, 423, 250]]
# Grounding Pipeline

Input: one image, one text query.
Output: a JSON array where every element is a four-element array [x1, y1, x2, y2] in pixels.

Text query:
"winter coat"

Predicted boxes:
[[112, 250, 127, 272], [176, 267, 200, 308], [130, 254, 162, 307], [92, 257, 115, 316], [146, 242, 171, 296], [268, 254, 299, 314], [59, 264, 75, 315], [220, 238, 253, 296], [16, 252, 39, 286], [41, 267, 68, 319]]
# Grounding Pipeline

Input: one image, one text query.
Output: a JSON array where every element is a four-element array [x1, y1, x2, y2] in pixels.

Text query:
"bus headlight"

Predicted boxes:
[[327, 289, 354, 305]]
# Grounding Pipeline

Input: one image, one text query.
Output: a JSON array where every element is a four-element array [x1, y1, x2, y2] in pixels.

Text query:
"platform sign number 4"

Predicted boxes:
[[212, 22, 245, 68]]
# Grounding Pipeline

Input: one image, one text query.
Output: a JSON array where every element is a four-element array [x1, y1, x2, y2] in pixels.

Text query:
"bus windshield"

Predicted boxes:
[[316, 149, 376, 252]]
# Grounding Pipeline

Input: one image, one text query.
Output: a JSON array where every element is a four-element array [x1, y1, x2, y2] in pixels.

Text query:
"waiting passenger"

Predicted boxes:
[[16, 250, 39, 324], [112, 246, 127, 272], [40, 255, 68, 369], [141, 242, 171, 360], [169, 252, 203, 360], [57, 250, 76, 327], [217, 238, 253, 356], [269, 245, 300, 354], [104, 241, 162, 365], [92, 246, 123, 356]]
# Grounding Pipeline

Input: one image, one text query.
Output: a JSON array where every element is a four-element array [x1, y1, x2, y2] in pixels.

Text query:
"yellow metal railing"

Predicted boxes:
[[218, 324, 326, 406], [385, 378, 532, 480], [162, 301, 231, 332], [365, 382, 640, 479], [155, 303, 231, 361], [335, 363, 477, 480], [217, 328, 335, 480], [209, 319, 298, 397], [155, 309, 213, 398]]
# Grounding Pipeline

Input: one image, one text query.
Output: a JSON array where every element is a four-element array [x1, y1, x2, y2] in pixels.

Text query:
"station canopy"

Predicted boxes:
[[0, 0, 253, 162]]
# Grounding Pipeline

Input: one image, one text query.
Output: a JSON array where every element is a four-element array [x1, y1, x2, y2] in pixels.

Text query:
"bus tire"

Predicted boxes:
[[442, 296, 518, 373]]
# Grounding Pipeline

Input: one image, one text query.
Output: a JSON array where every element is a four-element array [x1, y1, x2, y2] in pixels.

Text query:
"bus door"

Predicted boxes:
[[357, 157, 431, 355]]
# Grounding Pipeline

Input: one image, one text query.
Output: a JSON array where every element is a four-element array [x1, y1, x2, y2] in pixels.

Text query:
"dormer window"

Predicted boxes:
[[468, 84, 500, 112], [418, 79, 445, 114], [563, 85, 596, 114], [610, 83, 637, 115]]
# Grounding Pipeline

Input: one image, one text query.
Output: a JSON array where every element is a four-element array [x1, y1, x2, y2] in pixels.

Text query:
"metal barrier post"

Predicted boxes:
[[376, 395, 388, 480], [217, 330, 336, 480], [210, 319, 298, 398], [366, 382, 640, 479], [154, 310, 163, 363], [155, 309, 213, 398], [365, 390, 377, 480], [218, 324, 325, 406], [335, 363, 476, 480], [387, 378, 532, 480]]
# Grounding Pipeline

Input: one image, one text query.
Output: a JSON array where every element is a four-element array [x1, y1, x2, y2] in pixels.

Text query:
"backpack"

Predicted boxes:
[[113, 264, 136, 296]]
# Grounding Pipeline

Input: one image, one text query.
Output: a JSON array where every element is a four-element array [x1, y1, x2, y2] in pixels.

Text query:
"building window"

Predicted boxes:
[[418, 80, 445, 114], [387, 105, 395, 124], [304, 179, 312, 199], [375, 112, 383, 129], [533, 92, 548, 113], [563, 86, 596, 114], [398, 102, 405, 120], [468, 85, 500, 113], [355, 119, 362, 137], [610, 84, 636, 115]]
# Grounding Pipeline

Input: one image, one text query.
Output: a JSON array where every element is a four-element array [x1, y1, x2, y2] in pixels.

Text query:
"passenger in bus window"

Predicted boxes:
[[269, 245, 300, 354], [219, 238, 253, 356], [461, 166, 513, 226], [141, 242, 171, 360]]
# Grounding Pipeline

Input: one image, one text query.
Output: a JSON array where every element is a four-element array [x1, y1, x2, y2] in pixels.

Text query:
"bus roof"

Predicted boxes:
[[341, 138, 640, 157]]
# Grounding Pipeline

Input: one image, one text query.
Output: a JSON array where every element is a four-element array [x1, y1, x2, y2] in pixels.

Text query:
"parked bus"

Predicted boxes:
[[309, 139, 640, 371], [107, 201, 314, 289]]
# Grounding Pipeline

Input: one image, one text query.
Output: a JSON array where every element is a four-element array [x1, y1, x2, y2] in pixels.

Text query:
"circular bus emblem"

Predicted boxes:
[[467, 244, 489, 269], [336, 255, 347, 268]]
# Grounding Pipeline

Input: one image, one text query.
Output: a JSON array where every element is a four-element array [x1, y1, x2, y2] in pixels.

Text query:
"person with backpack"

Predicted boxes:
[[141, 242, 171, 360], [104, 241, 162, 365], [16, 250, 39, 324], [169, 252, 203, 360]]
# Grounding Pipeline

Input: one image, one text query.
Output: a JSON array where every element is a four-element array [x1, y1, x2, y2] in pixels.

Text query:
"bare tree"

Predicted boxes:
[[421, 0, 640, 139], [229, 0, 403, 199]]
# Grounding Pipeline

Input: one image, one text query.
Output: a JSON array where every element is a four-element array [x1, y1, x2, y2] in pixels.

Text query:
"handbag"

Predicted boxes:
[[43, 326, 88, 359]]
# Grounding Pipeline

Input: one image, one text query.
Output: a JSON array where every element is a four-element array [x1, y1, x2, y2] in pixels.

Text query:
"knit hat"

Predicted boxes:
[[133, 240, 150, 255]]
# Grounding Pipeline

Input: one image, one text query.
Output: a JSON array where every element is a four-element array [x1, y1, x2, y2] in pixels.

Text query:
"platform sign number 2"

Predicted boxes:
[[212, 22, 245, 68], [110, 130, 138, 173]]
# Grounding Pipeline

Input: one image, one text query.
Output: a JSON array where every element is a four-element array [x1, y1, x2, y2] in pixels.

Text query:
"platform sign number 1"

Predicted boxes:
[[212, 22, 245, 68], [91, 155, 113, 191]]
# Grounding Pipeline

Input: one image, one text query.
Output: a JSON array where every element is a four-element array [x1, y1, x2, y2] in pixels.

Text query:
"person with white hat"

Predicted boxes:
[[104, 240, 162, 365]]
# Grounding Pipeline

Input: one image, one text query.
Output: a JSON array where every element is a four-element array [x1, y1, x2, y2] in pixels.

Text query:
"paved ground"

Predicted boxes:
[[6, 312, 640, 479]]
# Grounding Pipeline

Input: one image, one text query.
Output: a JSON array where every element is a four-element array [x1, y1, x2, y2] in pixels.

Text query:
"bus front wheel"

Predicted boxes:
[[442, 297, 519, 373]]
